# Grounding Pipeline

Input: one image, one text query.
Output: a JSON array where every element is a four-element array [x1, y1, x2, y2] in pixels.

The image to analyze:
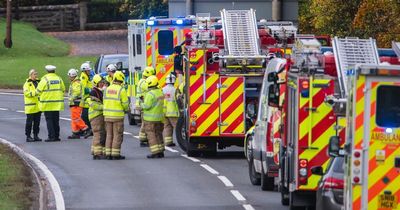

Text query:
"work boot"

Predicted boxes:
[[33, 135, 42, 142], [140, 142, 149, 147], [166, 143, 176, 147], [93, 155, 105, 160], [106, 156, 113, 160], [84, 129, 93, 139], [146, 153, 163, 159], [68, 133, 80, 139], [26, 136, 35, 142], [112, 155, 126, 160], [44, 138, 57, 142]]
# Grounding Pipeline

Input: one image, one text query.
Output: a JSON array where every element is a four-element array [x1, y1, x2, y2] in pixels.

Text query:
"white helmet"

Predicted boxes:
[[45, 65, 56, 72], [67, 69, 78, 77], [166, 73, 176, 84], [106, 64, 117, 72], [80, 63, 91, 71]]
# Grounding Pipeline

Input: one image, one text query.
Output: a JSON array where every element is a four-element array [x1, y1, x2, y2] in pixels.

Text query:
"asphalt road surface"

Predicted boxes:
[[0, 92, 288, 210]]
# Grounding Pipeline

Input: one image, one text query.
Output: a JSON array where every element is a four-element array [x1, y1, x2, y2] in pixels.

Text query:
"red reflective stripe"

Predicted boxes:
[[189, 78, 219, 114]]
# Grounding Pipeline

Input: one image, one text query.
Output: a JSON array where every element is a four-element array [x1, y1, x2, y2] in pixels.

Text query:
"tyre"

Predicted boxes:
[[127, 112, 137, 125], [247, 136, 261, 185], [280, 155, 289, 205], [260, 166, 275, 191], [176, 116, 188, 151]]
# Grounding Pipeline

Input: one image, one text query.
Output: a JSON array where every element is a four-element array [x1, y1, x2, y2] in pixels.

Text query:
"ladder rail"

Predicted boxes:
[[393, 41, 400, 58]]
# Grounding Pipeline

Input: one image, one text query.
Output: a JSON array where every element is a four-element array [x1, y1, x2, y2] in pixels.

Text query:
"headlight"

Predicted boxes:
[[299, 168, 307, 177]]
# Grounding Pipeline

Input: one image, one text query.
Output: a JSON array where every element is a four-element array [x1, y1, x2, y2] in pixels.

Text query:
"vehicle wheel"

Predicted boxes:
[[127, 113, 137, 125], [260, 167, 275, 191], [176, 116, 188, 151], [281, 188, 289, 206], [280, 155, 289, 206], [289, 192, 305, 210], [187, 149, 201, 157], [247, 137, 261, 185]]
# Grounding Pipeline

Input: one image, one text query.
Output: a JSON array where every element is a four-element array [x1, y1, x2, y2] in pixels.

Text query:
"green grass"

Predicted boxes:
[[0, 145, 35, 210], [0, 18, 97, 88]]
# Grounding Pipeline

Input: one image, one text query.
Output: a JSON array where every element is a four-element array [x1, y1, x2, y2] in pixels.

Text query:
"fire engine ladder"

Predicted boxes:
[[332, 37, 380, 98], [392, 41, 400, 58], [220, 9, 261, 57]]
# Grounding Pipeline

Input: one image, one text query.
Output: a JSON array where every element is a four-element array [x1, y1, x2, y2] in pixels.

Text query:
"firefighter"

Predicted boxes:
[[103, 71, 129, 160], [80, 62, 93, 136], [67, 69, 89, 139], [89, 74, 107, 159], [36, 65, 65, 142], [136, 66, 156, 147], [104, 64, 117, 86], [140, 75, 165, 158], [162, 73, 179, 147], [23, 69, 42, 142]]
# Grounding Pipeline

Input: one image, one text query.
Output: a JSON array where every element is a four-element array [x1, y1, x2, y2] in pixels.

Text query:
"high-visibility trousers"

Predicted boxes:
[[163, 117, 178, 145], [70, 106, 88, 133], [144, 121, 164, 154], [139, 111, 147, 143], [105, 118, 124, 157], [91, 115, 106, 156]]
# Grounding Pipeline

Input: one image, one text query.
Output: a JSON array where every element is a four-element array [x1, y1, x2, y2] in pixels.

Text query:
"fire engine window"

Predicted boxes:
[[136, 34, 142, 55], [132, 35, 136, 56], [376, 85, 400, 127], [158, 30, 174, 55]]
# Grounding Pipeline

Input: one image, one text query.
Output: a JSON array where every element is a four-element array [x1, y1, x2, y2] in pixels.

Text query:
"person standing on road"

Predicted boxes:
[[162, 73, 179, 147], [67, 69, 89, 139], [136, 66, 156, 147], [23, 69, 42, 142], [104, 64, 117, 86], [36, 65, 65, 142], [89, 74, 107, 159], [140, 75, 165, 158], [103, 71, 129, 160], [80, 62, 93, 136]]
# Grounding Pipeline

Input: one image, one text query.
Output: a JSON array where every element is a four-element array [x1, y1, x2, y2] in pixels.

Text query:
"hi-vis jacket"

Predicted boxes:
[[36, 73, 65, 112], [103, 83, 129, 120], [88, 87, 104, 121], [135, 78, 148, 106], [23, 79, 40, 114], [68, 78, 82, 107], [80, 72, 92, 108], [162, 84, 179, 117], [140, 87, 164, 122]]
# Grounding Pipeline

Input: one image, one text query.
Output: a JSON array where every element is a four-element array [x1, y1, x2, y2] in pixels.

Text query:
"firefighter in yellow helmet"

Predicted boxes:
[[140, 75, 165, 158], [136, 66, 156, 147], [23, 69, 42, 142], [36, 65, 65, 142], [162, 73, 179, 147], [103, 71, 129, 160], [89, 74, 107, 159], [80, 62, 93, 136]]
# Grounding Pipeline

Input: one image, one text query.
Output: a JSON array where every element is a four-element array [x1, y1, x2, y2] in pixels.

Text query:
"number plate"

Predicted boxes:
[[378, 194, 398, 209]]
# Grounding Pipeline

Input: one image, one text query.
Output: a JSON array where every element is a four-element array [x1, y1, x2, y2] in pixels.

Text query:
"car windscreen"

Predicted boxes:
[[376, 85, 400, 128], [99, 56, 129, 73], [332, 157, 344, 173]]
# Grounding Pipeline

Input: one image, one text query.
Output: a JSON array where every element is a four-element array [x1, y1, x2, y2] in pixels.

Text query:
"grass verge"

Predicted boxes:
[[0, 144, 37, 209]]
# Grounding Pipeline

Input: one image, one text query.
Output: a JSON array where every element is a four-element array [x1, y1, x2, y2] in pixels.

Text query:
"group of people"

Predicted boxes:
[[23, 63, 181, 160]]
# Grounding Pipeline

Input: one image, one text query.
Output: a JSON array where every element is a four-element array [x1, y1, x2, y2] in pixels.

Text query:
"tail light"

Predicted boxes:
[[351, 149, 362, 184], [300, 80, 309, 98], [299, 159, 308, 185], [190, 121, 197, 133], [266, 123, 273, 154], [322, 177, 344, 190]]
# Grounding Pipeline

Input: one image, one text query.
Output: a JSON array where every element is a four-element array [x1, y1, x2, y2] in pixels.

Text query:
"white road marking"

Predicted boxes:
[[243, 204, 255, 210], [218, 176, 234, 187], [0, 92, 23, 96], [0, 138, 65, 210], [0, 108, 7, 111], [165, 146, 179, 153], [133, 135, 140, 139], [60, 117, 71, 121], [16, 110, 25, 113], [123, 131, 132, 135], [180, 154, 201, 162], [231, 190, 246, 201], [200, 164, 219, 175]]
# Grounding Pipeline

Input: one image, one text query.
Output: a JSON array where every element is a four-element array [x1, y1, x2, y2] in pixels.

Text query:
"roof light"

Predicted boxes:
[[386, 128, 393, 133], [176, 19, 183, 25], [147, 20, 155, 26]]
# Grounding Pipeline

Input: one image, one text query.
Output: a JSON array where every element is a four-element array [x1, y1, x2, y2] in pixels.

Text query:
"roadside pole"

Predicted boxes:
[[4, 0, 13, 48]]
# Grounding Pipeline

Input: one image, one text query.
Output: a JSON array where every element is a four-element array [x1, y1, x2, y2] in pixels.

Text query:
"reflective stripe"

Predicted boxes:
[[25, 103, 37, 106], [40, 100, 64, 103], [143, 113, 164, 119], [103, 109, 124, 113], [103, 97, 120, 101], [43, 88, 63, 92]]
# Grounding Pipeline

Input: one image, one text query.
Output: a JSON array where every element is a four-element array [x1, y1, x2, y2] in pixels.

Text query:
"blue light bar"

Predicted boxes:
[[176, 19, 184, 25], [147, 20, 155, 26]]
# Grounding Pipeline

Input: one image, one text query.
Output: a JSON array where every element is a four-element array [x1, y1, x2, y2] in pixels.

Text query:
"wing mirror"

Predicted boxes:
[[328, 136, 340, 157], [311, 166, 324, 176]]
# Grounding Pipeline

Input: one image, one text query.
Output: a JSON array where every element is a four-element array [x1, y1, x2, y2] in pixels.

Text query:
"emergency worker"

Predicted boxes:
[[162, 74, 179, 147], [36, 65, 65, 142], [67, 69, 89, 139], [103, 71, 129, 160], [23, 69, 42, 142], [80, 62, 93, 134], [140, 75, 165, 158], [104, 64, 117, 86], [136, 66, 156, 147], [89, 75, 107, 159]]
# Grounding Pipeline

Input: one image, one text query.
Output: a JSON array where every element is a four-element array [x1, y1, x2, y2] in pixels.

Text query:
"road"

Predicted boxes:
[[0, 92, 287, 210]]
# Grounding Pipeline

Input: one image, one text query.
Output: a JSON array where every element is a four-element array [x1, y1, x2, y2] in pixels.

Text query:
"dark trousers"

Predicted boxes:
[[81, 108, 91, 129], [25, 112, 41, 137], [44, 111, 60, 139]]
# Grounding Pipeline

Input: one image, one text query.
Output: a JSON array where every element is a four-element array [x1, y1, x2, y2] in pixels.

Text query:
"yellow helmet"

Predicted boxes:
[[146, 75, 159, 88], [92, 74, 103, 86], [143, 66, 156, 77], [113, 71, 125, 82]]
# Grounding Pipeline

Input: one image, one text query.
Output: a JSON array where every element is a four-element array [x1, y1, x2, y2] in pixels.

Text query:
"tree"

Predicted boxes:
[[298, 0, 313, 34], [121, 0, 168, 19]]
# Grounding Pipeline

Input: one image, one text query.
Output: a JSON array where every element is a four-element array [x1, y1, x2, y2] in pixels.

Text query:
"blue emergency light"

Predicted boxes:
[[386, 128, 393, 133], [147, 20, 155, 26], [176, 19, 184, 25]]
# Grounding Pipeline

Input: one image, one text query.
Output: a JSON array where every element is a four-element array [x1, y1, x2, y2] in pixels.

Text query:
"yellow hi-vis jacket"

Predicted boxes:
[[135, 78, 148, 106], [23, 79, 40, 114], [79, 72, 92, 108], [68, 78, 82, 106], [36, 73, 65, 111], [88, 88, 103, 121], [103, 83, 129, 120], [162, 84, 179, 117], [140, 87, 164, 122]]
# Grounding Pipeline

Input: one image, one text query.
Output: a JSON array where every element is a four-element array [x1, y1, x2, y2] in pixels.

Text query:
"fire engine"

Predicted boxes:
[[172, 9, 297, 156]]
